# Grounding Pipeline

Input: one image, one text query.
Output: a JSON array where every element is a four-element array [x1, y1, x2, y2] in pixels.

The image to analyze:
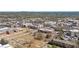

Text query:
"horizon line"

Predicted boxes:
[[0, 11, 79, 12]]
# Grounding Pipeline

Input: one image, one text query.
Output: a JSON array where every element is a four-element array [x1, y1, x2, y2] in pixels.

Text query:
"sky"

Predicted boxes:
[[0, 0, 78, 11]]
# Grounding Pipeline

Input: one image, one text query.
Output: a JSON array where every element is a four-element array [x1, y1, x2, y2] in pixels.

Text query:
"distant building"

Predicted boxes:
[[38, 28, 55, 33], [0, 27, 9, 33], [44, 21, 56, 28]]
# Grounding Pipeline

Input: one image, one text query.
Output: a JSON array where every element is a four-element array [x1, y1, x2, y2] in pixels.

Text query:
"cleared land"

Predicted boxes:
[[0, 28, 47, 48]]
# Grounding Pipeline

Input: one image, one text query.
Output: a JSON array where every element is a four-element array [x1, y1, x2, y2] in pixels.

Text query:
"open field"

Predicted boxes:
[[0, 28, 47, 48]]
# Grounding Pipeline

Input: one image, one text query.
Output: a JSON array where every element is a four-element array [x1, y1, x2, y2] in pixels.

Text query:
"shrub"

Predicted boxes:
[[0, 39, 8, 45]]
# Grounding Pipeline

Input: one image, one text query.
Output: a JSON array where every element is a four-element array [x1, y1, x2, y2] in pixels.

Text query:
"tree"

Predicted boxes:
[[46, 33, 52, 39], [6, 31, 10, 34], [0, 39, 8, 45], [34, 32, 44, 40]]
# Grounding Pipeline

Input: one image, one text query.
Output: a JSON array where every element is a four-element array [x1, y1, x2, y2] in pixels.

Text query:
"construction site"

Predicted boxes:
[[0, 26, 56, 48]]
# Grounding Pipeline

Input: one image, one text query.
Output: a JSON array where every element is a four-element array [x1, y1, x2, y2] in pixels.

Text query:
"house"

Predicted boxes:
[[44, 21, 56, 28], [22, 23, 33, 27], [0, 27, 10, 33], [38, 28, 55, 33], [63, 29, 79, 41]]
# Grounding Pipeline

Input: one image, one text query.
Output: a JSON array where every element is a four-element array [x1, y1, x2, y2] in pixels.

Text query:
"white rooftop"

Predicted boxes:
[[70, 29, 79, 32]]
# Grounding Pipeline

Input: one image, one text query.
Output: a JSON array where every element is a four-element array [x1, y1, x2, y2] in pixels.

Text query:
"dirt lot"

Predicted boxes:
[[0, 28, 47, 48]]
